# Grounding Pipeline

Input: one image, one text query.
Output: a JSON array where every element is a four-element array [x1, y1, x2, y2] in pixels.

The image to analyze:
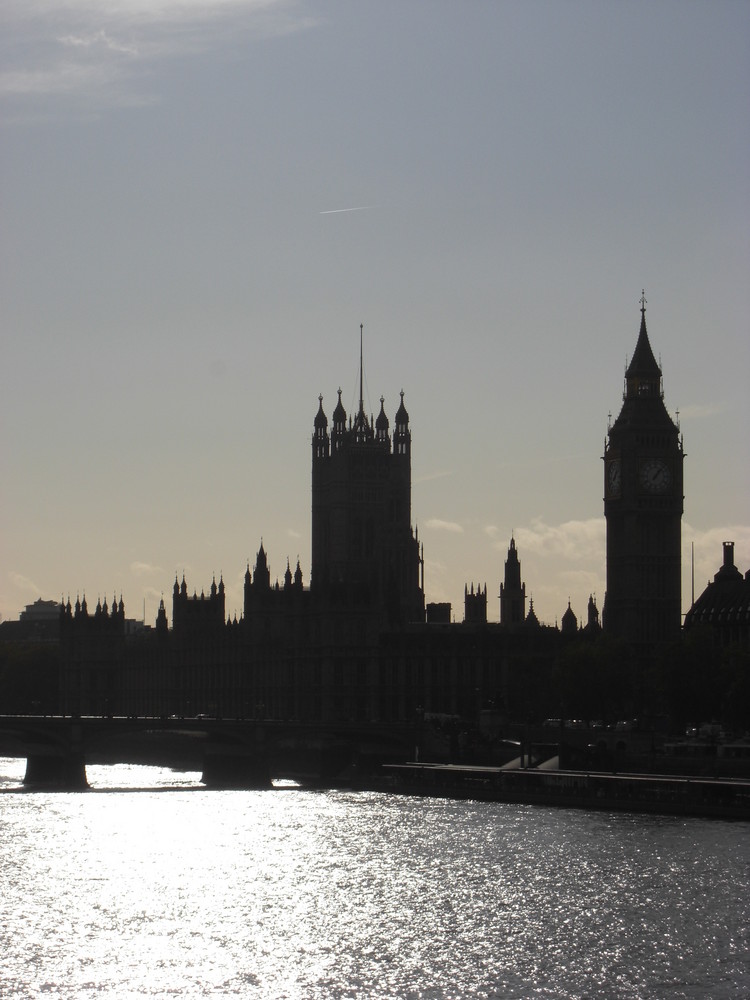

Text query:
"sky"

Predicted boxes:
[[2, 0, 749, 629]]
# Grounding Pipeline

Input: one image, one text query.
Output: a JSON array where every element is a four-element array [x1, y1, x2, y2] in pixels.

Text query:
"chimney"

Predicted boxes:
[[723, 541, 735, 569]]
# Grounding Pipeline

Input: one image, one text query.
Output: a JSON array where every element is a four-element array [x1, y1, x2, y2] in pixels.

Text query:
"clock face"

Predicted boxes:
[[607, 460, 621, 496], [640, 458, 672, 493]]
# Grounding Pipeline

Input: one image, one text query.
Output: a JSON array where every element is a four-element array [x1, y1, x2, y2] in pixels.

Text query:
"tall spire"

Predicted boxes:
[[353, 322, 371, 440], [624, 289, 662, 399], [359, 322, 364, 420]]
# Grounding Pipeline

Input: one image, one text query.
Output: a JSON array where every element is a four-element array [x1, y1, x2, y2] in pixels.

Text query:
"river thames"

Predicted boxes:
[[1, 757, 748, 999]]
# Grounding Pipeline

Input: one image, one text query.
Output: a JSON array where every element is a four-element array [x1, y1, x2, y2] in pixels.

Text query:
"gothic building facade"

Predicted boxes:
[[311, 327, 424, 625], [59, 306, 686, 726]]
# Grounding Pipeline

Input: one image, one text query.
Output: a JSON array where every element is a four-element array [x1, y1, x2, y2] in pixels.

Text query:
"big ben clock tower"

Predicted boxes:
[[603, 294, 684, 646]]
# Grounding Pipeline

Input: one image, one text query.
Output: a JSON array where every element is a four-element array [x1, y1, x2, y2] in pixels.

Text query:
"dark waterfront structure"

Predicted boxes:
[[603, 294, 684, 646]]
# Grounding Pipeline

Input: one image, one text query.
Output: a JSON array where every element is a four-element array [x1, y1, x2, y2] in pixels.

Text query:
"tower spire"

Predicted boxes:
[[624, 290, 661, 399], [359, 322, 364, 419], [352, 322, 371, 441]]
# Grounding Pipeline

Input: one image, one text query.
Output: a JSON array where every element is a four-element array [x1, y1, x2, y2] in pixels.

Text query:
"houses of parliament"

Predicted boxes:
[[53, 304, 748, 727]]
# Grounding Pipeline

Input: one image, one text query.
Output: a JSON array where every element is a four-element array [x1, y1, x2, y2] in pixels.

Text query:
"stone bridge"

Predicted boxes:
[[0, 716, 416, 790]]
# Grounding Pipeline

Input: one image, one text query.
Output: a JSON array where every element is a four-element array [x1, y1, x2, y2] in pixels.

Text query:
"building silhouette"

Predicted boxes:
[[500, 537, 526, 626], [603, 294, 684, 645], [56, 304, 744, 733], [684, 541, 750, 649], [58, 324, 569, 723], [0, 598, 62, 641], [311, 325, 423, 625]]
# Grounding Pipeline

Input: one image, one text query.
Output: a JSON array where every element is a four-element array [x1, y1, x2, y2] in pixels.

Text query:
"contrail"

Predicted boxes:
[[319, 206, 372, 215]]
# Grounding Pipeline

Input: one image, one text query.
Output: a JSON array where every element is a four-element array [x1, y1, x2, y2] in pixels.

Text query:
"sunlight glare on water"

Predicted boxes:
[[1, 759, 748, 999]]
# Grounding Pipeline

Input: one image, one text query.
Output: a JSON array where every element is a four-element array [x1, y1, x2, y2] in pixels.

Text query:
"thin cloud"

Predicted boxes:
[[319, 206, 372, 215], [423, 557, 448, 576], [512, 517, 605, 562], [130, 561, 164, 577], [425, 518, 464, 534], [1, 0, 315, 110], [683, 522, 750, 587], [414, 470, 454, 486], [60, 29, 139, 56], [684, 522, 750, 550], [485, 525, 520, 546], [4, 0, 295, 28], [9, 572, 40, 594], [558, 569, 604, 597], [678, 402, 726, 420]]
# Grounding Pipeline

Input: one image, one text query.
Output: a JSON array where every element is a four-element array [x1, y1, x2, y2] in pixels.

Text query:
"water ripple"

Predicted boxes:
[[1, 762, 748, 998]]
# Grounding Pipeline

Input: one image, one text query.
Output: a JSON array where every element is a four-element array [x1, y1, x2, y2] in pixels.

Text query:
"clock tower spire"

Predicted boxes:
[[602, 294, 684, 646]]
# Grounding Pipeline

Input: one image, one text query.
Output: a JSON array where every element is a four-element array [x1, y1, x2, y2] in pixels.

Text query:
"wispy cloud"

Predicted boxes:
[[558, 568, 604, 598], [684, 521, 750, 547], [60, 29, 139, 56], [512, 517, 605, 561], [425, 518, 464, 534], [414, 470, 454, 486], [130, 560, 164, 577], [423, 557, 448, 577], [678, 402, 726, 420], [683, 522, 750, 585], [1, 0, 315, 112], [319, 206, 372, 215], [9, 571, 40, 595]]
